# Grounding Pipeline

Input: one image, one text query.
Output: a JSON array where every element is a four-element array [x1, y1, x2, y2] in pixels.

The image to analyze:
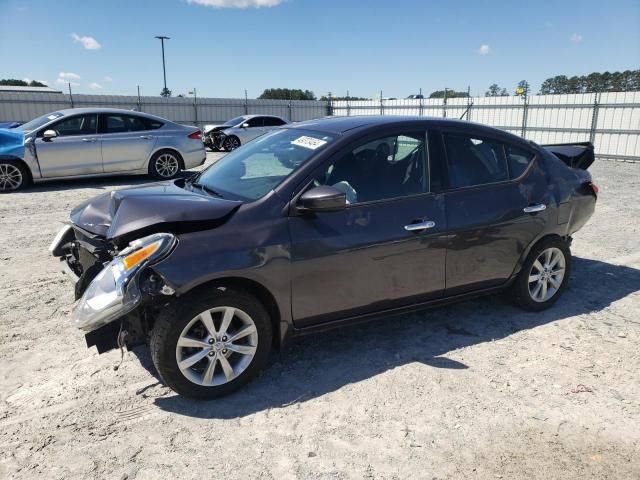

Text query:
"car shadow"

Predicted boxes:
[[145, 256, 639, 418]]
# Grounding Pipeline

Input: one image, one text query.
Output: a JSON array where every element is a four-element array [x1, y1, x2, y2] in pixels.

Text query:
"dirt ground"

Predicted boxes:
[[0, 156, 638, 480]]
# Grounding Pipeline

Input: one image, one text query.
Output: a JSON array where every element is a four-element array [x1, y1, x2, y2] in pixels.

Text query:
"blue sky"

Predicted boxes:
[[1, 0, 638, 98]]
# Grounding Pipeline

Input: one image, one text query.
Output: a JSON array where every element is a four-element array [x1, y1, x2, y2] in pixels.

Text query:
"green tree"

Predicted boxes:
[[516, 80, 530, 95], [539, 69, 640, 94], [485, 84, 508, 96], [429, 90, 469, 99], [160, 87, 172, 97], [0, 79, 47, 87], [320, 95, 370, 101], [258, 88, 316, 101]]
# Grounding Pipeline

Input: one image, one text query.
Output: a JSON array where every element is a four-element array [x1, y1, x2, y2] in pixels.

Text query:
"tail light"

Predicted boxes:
[[590, 182, 599, 196], [188, 130, 202, 140]]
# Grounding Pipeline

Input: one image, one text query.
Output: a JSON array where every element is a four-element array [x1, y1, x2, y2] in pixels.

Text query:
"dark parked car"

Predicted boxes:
[[50, 116, 597, 399]]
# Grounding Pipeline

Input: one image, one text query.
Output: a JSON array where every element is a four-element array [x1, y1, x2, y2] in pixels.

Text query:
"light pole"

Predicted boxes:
[[154, 36, 170, 94]]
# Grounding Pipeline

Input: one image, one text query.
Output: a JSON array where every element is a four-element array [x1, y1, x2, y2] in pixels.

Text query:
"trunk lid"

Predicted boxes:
[[542, 142, 595, 170]]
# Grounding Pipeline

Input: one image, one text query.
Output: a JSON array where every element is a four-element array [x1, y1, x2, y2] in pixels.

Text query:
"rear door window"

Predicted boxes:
[[99, 114, 148, 134], [263, 117, 286, 127], [443, 133, 508, 189]]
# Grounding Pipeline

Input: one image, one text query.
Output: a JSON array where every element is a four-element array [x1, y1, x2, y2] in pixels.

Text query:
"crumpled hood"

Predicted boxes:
[[70, 180, 242, 241], [0, 128, 25, 158]]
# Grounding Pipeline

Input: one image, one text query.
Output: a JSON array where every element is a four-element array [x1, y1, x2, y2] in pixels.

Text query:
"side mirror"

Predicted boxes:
[[298, 185, 346, 213], [42, 130, 57, 139], [241, 123, 250, 128]]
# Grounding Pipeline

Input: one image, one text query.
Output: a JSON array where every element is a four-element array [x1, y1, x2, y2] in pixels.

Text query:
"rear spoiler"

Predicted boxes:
[[542, 142, 595, 170]]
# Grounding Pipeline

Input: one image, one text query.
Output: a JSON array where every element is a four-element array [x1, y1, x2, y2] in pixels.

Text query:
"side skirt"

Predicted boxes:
[[290, 282, 513, 339]]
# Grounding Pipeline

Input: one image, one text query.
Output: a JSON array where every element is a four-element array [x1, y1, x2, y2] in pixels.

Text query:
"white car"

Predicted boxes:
[[216, 115, 289, 151]]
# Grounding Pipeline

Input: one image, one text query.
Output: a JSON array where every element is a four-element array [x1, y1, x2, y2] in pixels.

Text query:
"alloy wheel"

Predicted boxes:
[[224, 137, 240, 151], [528, 247, 566, 303], [175, 306, 258, 386], [0, 163, 23, 191], [155, 153, 180, 178]]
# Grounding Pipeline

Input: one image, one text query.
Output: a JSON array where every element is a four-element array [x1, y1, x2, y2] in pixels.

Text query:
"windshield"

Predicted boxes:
[[18, 112, 64, 133], [195, 128, 335, 201], [224, 116, 247, 127]]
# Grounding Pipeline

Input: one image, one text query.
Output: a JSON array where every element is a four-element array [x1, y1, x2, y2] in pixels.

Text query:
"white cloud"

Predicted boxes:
[[478, 44, 492, 55], [59, 71, 81, 80], [89, 82, 103, 90], [71, 33, 101, 50], [570, 33, 583, 43], [104, 76, 113, 82], [186, 0, 283, 8], [56, 78, 80, 87]]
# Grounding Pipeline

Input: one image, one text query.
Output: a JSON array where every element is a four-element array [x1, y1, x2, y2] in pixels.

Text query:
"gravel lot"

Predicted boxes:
[[0, 155, 639, 479]]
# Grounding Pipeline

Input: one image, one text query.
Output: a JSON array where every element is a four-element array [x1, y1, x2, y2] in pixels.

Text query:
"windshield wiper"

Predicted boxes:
[[191, 182, 224, 198]]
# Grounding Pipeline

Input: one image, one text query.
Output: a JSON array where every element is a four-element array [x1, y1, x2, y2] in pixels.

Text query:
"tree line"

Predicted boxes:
[[0, 79, 48, 87]]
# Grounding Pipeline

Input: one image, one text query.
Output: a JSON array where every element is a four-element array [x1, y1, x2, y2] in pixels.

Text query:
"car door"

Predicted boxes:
[[440, 129, 548, 295], [99, 113, 158, 172], [289, 130, 447, 328], [34, 113, 102, 177], [239, 116, 266, 143]]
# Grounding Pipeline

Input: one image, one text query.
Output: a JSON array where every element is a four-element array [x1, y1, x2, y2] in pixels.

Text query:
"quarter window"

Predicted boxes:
[[316, 132, 429, 204], [506, 144, 535, 178], [443, 133, 508, 189]]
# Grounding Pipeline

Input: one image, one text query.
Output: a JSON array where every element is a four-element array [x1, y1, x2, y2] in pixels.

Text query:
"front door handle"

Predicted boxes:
[[139, 135, 153, 140], [81, 138, 97, 142], [404, 220, 436, 232], [523, 204, 546, 213]]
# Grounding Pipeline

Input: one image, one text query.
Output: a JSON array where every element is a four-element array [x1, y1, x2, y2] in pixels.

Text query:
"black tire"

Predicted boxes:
[[0, 160, 30, 192], [150, 289, 273, 399], [149, 150, 182, 180], [511, 237, 571, 311], [223, 136, 241, 151]]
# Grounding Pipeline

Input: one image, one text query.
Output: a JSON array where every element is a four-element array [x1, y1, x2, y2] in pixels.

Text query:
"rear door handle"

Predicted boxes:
[[81, 138, 97, 143], [404, 220, 436, 232], [523, 204, 546, 213]]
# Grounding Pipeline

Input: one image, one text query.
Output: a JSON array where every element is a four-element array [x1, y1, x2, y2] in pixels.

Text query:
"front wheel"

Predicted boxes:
[[511, 237, 571, 311], [0, 161, 30, 192], [223, 136, 240, 151], [150, 289, 273, 399]]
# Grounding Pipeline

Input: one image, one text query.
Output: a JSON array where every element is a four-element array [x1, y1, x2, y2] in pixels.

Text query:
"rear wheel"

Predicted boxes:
[[511, 237, 571, 311], [150, 289, 272, 399], [0, 161, 30, 192], [223, 136, 240, 151], [149, 150, 181, 180]]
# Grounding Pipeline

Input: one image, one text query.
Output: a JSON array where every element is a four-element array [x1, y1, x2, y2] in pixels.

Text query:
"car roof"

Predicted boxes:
[[288, 115, 530, 145], [242, 114, 285, 120], [54, 108, 171, 122]]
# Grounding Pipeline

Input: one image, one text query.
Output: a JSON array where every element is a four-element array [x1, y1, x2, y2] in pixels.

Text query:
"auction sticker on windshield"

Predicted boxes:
[[292, 136, 327, 150]]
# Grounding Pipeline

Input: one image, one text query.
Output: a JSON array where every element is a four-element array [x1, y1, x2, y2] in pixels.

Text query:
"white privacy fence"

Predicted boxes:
[[0, 92, 328, 127], [1, 90, 639, 161], [331, 91, 640, 162]]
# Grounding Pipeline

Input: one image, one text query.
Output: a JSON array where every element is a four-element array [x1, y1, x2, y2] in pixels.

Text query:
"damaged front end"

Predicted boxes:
[[50, 227, 177, 353]]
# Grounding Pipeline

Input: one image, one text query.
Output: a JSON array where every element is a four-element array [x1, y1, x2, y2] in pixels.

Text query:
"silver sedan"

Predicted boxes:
[[0, 108, 206, 191]]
